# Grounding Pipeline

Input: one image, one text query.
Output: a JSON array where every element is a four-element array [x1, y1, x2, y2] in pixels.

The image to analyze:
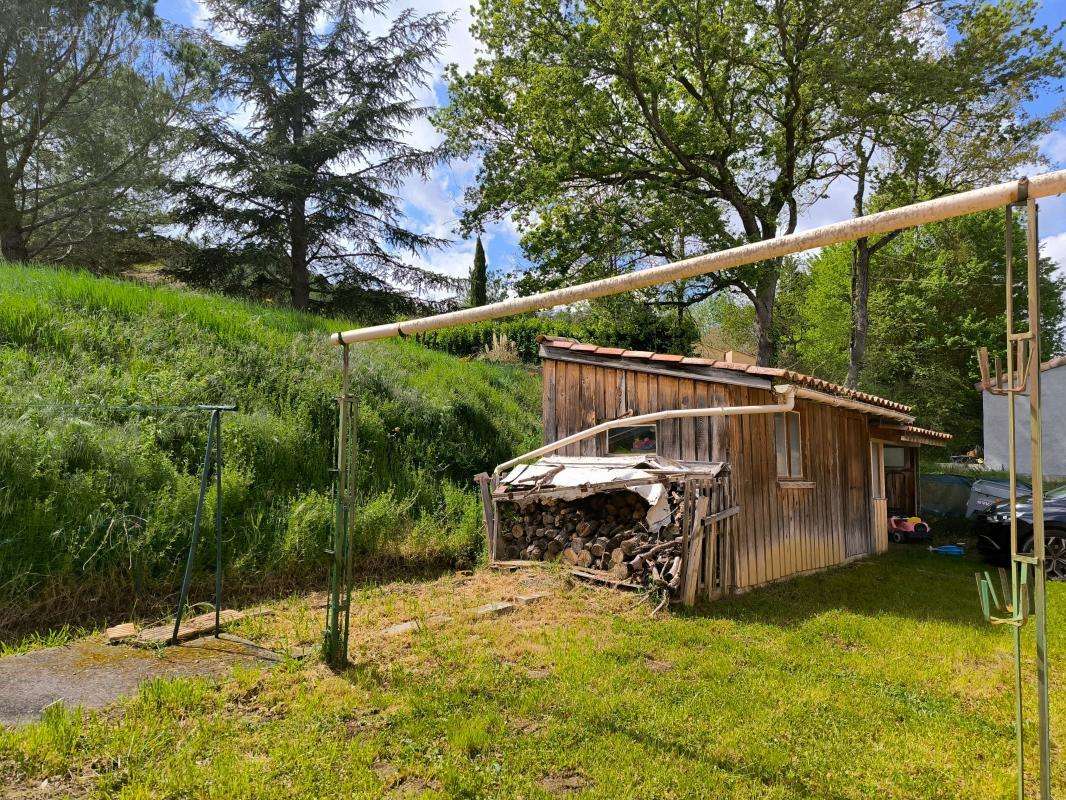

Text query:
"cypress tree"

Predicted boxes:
[[468, 235, 488, 307]]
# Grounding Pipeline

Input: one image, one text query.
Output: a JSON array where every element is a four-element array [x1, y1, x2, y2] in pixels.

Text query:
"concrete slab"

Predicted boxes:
[[515, 592, 551, 606], [472, 601, 516, 619], [0, 635, 274, 726], [380, 614, 452, 637]]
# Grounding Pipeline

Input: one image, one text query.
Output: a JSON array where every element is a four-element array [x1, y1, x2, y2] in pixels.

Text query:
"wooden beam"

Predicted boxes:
[[333, 172, 1066, 344]]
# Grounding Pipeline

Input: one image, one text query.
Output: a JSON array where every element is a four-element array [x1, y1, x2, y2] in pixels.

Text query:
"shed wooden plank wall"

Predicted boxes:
[[541, 356, 883, 592]]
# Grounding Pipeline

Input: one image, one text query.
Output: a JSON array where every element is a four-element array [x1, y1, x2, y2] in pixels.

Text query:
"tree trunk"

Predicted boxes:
[[753, 259, 780, 366], [0, 177, 27, 262], [847, 238, 872, 388], [0, 224, 27, 262], [288, 0, 310, 310], [846, 140, 873, 389], [290, 206, 310, 310]]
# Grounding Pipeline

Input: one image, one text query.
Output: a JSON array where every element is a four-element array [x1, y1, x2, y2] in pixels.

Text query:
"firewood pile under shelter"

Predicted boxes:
[[477, 456, 738, 605]]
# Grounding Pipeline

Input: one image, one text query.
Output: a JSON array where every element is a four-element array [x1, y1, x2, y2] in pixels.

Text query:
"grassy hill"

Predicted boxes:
[[0, 263, 541, 629]]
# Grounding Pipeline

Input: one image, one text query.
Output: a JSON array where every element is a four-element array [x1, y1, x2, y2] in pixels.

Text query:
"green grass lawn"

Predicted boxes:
[[2, 546, 1063, 799]]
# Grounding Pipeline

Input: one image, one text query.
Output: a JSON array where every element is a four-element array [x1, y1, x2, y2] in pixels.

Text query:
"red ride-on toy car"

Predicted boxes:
[[888, 516, 931, 543]]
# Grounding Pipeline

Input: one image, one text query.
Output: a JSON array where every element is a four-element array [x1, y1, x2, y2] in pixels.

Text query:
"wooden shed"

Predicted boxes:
[[537, 336, 950, 594]]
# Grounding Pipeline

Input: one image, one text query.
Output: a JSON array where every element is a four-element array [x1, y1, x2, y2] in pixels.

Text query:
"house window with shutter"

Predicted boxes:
[[774, 412, 803, 479]]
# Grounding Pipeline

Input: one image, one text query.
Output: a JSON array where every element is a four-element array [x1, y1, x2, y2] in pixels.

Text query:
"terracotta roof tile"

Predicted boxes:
[[570, 343, 599, 352], [650, 353, 686, 362], [901, 425, 952, 440], [711, 360, 748, 371], [747, 365, 786, 377], [621, 350, 654, 360]]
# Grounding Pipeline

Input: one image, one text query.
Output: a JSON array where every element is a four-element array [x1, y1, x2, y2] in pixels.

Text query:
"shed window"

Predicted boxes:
[[606, 424, 657, 455], [774, 412, 803, 478], [884, 445, 907, 469]]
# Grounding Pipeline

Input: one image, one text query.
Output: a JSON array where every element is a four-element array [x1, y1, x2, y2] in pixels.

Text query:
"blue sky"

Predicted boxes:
[[157, 0, 1066, 290]]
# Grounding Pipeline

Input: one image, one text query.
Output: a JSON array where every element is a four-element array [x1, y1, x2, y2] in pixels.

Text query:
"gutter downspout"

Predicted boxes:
[[493, 384, 796, 477]]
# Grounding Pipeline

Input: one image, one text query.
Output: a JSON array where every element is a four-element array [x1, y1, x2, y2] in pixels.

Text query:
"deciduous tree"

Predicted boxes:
[[439, 0, 938, 364], [838, 0, 1064, 387]]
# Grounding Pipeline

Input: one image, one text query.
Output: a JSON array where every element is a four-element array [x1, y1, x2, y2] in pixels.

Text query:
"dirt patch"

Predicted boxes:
[[644, 657, 673, 673], [539, 769, 590, 794], [391, 774, 440, 795], [511, 717, 544, 734]]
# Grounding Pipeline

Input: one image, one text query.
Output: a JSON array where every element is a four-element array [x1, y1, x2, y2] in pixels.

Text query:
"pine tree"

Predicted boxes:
[[468, 236, 488, 307], [172, 0, 458, 314], [0, 1, 194, 265]]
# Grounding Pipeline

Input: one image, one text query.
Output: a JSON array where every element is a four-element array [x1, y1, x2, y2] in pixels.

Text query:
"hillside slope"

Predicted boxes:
[[0, 264, 541, 626]]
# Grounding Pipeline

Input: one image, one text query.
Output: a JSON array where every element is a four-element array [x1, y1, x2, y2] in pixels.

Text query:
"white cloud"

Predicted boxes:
[[1043, 231, 1066, 280], [1041, 131, 1066, 167]]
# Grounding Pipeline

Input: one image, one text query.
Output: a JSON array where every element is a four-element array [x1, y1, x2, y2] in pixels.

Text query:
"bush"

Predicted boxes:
[[416, 316, 576, 363], [416, 299, 701, 364]]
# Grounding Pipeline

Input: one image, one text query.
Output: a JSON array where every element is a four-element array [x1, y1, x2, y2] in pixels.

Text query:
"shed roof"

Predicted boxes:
[[539, 336, 913, 414]]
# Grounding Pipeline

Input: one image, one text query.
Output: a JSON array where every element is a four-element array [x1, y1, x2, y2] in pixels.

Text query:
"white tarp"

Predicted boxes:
[[496, 455, 724, 532]]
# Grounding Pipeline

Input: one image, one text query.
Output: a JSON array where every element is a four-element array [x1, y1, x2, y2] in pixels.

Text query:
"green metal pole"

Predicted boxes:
[[172, 412, 217, 644], [215, 410, 223, 636], [325, 343, 352, 667], [342, 390, 358, 658], [1025, 197, 1051, 800]]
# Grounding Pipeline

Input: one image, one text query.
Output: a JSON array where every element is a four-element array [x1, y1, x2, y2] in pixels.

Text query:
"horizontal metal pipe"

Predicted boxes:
[[792, 387, 914, 423], [332, 171, 1066, 345], [493, 386, 796, 476]]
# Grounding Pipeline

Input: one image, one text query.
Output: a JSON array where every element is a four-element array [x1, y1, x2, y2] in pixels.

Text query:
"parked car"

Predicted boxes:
[[974, 485, 1066, 580], [966, 478, 1032, 519]]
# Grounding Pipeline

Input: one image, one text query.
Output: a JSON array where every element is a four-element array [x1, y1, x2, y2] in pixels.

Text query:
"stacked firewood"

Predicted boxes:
[[496, 487, 687, 590]]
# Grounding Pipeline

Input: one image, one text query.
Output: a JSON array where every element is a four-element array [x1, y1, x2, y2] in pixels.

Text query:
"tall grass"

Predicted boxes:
[[0, 263, 541, 627]]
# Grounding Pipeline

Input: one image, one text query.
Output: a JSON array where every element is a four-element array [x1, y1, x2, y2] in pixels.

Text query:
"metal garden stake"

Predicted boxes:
[[171, 405, 236, 644], [976, 181, 1052, 799], [324, 342, 358, 668]]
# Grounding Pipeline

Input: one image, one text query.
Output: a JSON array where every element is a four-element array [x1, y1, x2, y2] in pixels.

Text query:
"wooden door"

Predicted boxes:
[[870, 442, 889, 552], [841, 414, 873, 558], [884, 446, 917, 516]]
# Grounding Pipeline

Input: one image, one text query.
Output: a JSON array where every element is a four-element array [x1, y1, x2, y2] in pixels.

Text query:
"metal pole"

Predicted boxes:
[[214, 410, 223, 636], [1025, 198, 1051, 800], [1005, 203, 1024, 800], [325, 343, 352, 667], [342, 389, 358, 658], [172, 412, 217, 644]]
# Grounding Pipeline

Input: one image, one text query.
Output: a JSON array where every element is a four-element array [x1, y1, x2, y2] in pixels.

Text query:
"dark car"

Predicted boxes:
[[974, 484, 1066, 580]]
